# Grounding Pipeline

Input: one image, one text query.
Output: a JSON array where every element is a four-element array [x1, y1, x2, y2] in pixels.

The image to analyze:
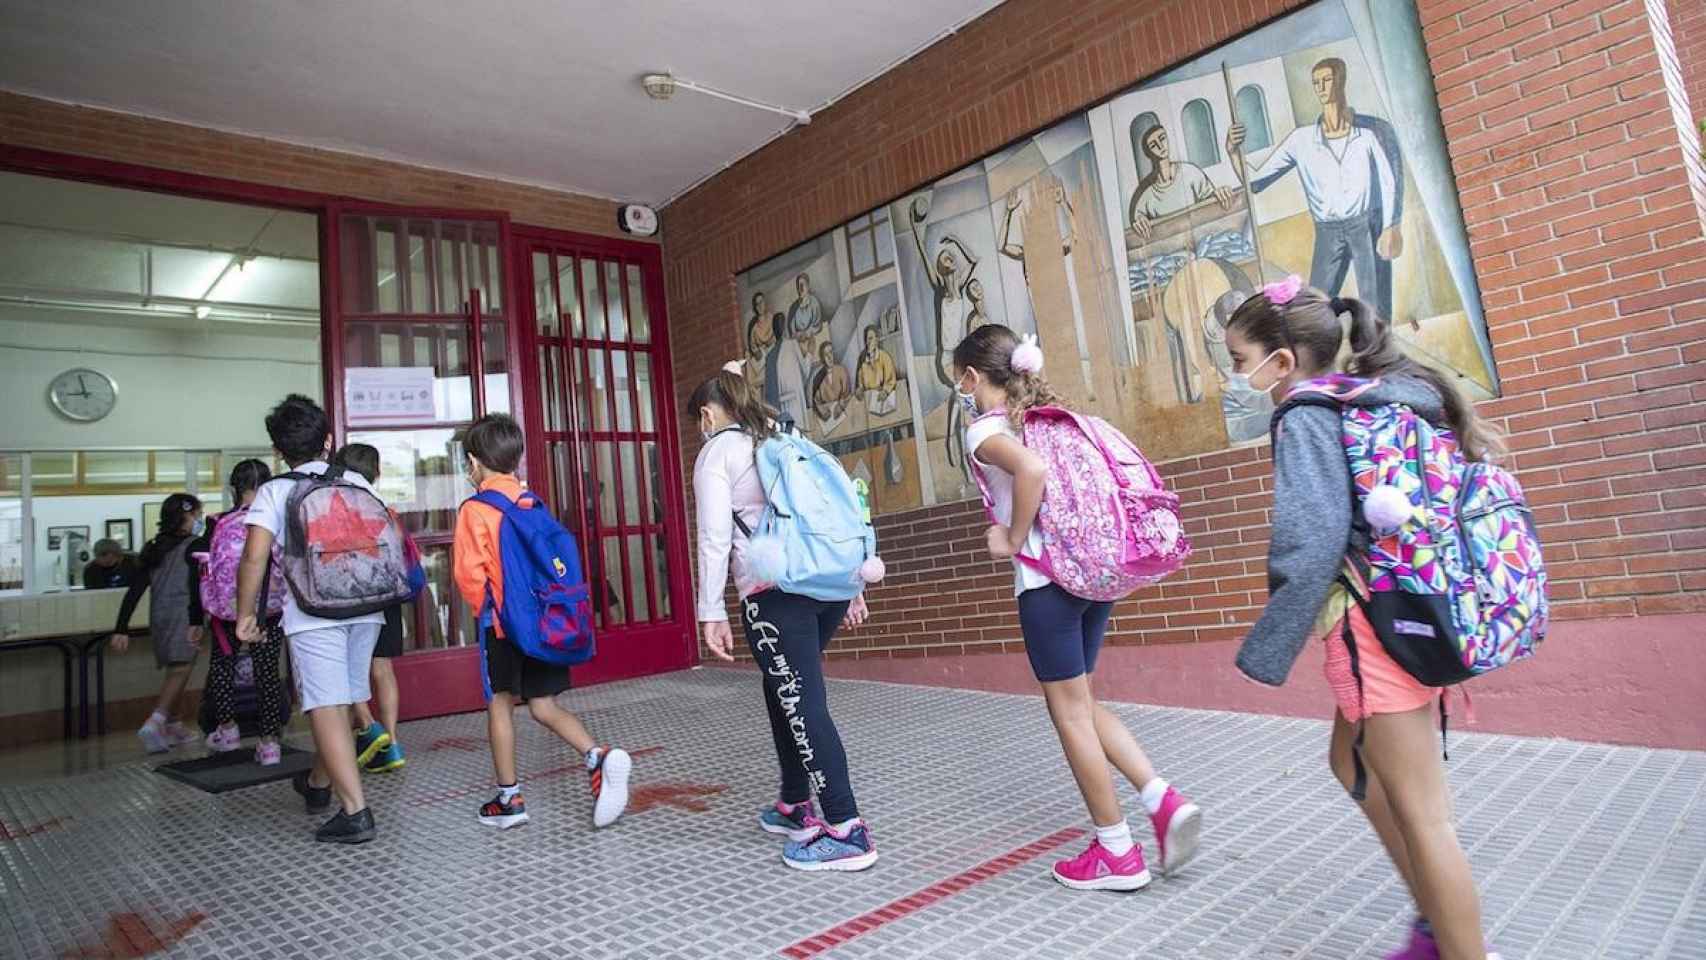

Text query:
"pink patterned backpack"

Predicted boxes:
[[194, 506, 286, 628], [972, 406, 1190, 601]]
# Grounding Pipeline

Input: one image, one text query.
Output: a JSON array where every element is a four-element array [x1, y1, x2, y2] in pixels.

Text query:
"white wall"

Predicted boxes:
[[0, 307, 321, 450]]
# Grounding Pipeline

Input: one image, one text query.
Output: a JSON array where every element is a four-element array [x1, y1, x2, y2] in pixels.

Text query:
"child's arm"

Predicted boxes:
[[452, 504, 491, 614], [1234, 405, 1353, 686], [972, 432, 1047, 556], [234, 526, 272, 643], [692, 441, 737, 623]]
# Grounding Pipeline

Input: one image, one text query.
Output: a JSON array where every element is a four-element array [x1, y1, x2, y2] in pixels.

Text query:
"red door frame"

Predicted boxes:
[[511, 226, 697, 684], [0, 144, 694, 719]]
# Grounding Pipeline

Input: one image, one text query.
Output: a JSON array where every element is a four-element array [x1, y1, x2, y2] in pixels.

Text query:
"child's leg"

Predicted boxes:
[[756, 664, 814, 805], [155, 664, 195, 719], [1329, 710, 1419, 893], [1361, 705, 1486, 960], [371, 657, 400, 736], [488, 692, 518, 785], [205, 644, 238, 729], [307, 704, 367, 813], [353, 700, 377, 730], [1090, 703, 1157, 788], [251, 629, 285, 741], [1040, 676, 1122, 826], [526, 696, 595, 755]]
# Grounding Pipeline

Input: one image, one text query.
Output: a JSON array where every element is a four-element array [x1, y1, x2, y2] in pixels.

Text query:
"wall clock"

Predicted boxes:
[[48, 368, 119, 423]]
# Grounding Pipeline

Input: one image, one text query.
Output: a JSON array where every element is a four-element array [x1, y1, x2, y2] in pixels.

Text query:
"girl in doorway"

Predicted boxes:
[[689, 364, 878, 872], [191, 459, 288, 765], [1226, 278, 1501, 960], [111, 492, 205, 754], [953, 324, 1201, 891]]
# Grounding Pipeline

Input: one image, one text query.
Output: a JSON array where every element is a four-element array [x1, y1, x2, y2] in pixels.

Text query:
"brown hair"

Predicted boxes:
[[687, 368, 777, 442], [950, 323, 1061, 430], [1226, 287, 1504, 462]]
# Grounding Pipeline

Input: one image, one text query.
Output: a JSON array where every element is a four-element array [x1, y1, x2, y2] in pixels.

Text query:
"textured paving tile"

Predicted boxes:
[[1, 668, 1701, 959]]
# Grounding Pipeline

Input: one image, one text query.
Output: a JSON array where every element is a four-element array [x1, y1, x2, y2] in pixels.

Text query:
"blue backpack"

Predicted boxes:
[[468, 490, 595, 698], [734, 427, 881, 602]]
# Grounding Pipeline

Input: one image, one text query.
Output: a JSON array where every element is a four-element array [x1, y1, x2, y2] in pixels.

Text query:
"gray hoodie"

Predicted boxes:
[[1234, 375, 1447, 687]]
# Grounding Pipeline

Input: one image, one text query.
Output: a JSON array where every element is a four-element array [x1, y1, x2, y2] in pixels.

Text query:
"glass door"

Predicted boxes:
[[520, 230, 693, 683], [328, 206, 516, 718]]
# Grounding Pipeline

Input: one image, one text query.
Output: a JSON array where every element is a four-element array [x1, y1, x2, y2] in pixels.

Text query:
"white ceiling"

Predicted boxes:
[[0, 0, 1005, 206]]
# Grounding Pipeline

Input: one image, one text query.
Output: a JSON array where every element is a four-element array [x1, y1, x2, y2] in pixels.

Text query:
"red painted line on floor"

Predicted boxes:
[[778, 826, 1087, 959], [404, 746, 664, 805]]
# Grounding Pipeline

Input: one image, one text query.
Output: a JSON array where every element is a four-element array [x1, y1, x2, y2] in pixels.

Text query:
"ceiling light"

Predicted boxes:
[[194, 304, 211, 319], [639, 72, 811, 125]]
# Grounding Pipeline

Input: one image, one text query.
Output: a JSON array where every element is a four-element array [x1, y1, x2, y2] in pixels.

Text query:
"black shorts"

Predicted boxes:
[[484, 629, 572, 701], [373, 605, 405, 659]]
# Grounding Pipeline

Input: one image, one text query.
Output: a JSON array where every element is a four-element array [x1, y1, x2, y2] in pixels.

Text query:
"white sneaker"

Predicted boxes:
[[590, 747, 631, 828], [165, 720, 200, 746], [137, 721, 171, 754]]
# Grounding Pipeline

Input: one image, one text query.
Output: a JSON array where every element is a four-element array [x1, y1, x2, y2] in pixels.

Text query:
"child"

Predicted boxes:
[[453, 413, 631, 831], [332, 443, 407, 774], [235, 394, 384, 844], [1227, 278, 1502, 960], [110, 492, 205, 754], [953, 324, 1200, 891], [688, 366, 878, 872], [190, 459, 288, 765]]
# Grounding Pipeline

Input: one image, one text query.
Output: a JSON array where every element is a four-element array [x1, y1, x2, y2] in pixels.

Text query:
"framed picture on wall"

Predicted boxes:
[[105, 519, 134, 551], [141, 501, 162, 540], [46, 525, 90, 551]]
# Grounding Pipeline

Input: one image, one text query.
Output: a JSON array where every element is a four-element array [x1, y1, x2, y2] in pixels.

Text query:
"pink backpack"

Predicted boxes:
[[972, 406, 1191, 602], [194, 506, 286, 628]]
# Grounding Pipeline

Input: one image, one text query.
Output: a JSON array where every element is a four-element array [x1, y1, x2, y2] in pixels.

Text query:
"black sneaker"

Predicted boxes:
[[314, 807, 376, 844], [292, 770, 333, 815], [477, 792, 530, 830]]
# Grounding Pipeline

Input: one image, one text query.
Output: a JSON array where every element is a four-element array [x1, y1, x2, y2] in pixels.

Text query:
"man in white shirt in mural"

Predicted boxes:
[[1227, 56, 1405, 324]]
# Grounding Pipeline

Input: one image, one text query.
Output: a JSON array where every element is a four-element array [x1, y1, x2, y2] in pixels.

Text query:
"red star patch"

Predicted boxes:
[[306, 493, 388, 558]]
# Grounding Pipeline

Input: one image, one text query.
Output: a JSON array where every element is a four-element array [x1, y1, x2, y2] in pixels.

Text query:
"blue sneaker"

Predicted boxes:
[[758, 799, 816, 839], [354, 722, 391, 767], [782, 816, 878, 872], [366, 739, 405, 773]]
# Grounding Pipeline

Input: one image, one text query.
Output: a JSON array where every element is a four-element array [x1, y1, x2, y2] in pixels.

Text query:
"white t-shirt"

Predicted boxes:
[[245, 460, 386, 636], [964, 414, 1051, 596]]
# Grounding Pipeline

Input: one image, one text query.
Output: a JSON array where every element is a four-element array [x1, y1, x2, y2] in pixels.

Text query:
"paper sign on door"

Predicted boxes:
[[345, 367, 437, 425]]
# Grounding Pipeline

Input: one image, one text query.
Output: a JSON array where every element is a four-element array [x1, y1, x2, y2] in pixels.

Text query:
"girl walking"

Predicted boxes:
[[1226, 278, 1502, 960], [111, 492, 205, 754], [953, 324, 1201, 891], [689, 365, 878, 872]]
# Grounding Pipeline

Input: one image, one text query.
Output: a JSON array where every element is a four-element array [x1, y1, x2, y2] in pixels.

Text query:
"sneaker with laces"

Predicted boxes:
[[589, 747, 631, 828], [354, 722, 391, 767], [255, 740, 282, 766], [315, 807, 376, 844], [365, 740, 405, 773], [164, 720, 200, 747], [1052, 838, 1153, 891], [1148, 785, 1202, 876], [758, 799, 816, 839], [137, 719, 171, 754], [478, 792, 529, 829], [1384, 919, 1439, 960], [205, 723, 241, 753], [783, 816, 879, 872]]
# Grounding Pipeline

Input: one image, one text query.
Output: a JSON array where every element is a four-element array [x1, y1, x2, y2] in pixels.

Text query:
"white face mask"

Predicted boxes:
[[190, 516, 206, 536], [954, 372, 981, 417], [1227, 350, 1281, 395]]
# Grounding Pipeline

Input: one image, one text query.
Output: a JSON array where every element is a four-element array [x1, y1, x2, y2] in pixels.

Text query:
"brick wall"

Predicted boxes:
[[0, 91, 637, 238], [668, 0, 1706, 663], [1670, 0, 1706, 125]]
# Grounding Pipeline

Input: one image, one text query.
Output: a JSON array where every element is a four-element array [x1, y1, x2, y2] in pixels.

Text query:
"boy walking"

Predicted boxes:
[[453, 413, 632, 830], [236, 394, 389, 844], [332, 443, 408, 774]]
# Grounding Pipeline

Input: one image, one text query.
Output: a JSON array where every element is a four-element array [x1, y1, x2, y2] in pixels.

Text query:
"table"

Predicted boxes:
[[0, 634, 76, 739]]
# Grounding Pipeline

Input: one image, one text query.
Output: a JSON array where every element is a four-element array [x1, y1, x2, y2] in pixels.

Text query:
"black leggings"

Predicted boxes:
[[206, 619, 285, 738], [740, 590, 858, 823]]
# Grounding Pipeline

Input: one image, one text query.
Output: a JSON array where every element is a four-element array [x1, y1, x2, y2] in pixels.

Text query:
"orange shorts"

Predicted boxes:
[[1323, 603, 1440, 722]]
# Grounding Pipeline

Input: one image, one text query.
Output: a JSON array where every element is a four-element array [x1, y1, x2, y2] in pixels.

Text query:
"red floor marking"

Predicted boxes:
[[428, 736, 487, 751], [778, 827, 1087, 959], [406, 746, 664, 805], [60, 911, 206, 958], [0, 816, 69, 841], [627, 783, 728, 814]]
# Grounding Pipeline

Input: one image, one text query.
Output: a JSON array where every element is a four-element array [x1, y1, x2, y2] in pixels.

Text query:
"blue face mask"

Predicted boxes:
[[190, 516, 206, 536], [1227, 350, 1280, 395]]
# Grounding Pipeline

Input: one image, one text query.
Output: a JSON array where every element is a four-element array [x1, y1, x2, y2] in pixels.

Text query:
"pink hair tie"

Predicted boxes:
[[1010, 334, 1044, 375], [1263, 274, 1303, 305]]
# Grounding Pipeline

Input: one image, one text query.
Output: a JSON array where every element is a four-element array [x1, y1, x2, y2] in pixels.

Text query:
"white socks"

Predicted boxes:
[[585, 747, 604, 771], [497, 782, 521, 803], [1140, 778, 1171, 815], [1095, 819, 1135, 856]]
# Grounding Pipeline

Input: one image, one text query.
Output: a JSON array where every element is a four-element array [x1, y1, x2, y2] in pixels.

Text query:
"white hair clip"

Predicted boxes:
[[722, 360, 745, 376], [1010, 334, 1044, 375]]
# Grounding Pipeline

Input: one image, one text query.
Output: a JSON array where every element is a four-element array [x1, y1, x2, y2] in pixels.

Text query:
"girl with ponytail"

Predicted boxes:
[[687, 362, 879, 872], [1226, 277, 1503, 960], [952, 324, 1203, 892]]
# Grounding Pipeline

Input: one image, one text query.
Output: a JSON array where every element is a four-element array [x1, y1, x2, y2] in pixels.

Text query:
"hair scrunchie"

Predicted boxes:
[[1262, 274, 1303, 305], [1010, 334, 1044, 375]]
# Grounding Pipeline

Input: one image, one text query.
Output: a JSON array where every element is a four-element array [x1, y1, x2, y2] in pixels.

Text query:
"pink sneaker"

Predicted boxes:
[[165, 720, 200, 747], [254, 740, 282, 766], [1385, 920, 1439, 960], [1149, 786, 1202, 876], [205, 723, 241, 753], [1051, 838, 1153, 891]]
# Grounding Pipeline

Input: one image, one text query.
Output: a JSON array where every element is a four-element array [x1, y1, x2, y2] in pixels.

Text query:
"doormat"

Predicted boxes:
[[154, 746, 313, 794]]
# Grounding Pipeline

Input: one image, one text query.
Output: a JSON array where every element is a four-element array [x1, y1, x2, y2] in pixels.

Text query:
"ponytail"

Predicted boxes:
[[1340, 296, 1505, 463], [687, 368, 777, 443]]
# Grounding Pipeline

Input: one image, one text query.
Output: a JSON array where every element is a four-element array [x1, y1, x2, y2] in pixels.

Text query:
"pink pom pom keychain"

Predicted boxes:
[[1363, 484, 1413, 536]]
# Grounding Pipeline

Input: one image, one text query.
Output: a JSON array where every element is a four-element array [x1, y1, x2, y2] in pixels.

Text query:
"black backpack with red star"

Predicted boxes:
[[277, 465, 414, 619]]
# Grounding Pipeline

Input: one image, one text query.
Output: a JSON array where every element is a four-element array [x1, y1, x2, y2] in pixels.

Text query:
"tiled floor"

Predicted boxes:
[[2, 668, 1703, 959]]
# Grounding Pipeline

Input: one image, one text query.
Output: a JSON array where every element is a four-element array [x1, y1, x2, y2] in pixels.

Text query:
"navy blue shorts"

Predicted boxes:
[[1018, 583, 1115, 682]]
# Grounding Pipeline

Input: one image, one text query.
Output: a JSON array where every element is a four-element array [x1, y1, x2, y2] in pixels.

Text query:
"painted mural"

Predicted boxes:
[[732, 0, 1495, 515]]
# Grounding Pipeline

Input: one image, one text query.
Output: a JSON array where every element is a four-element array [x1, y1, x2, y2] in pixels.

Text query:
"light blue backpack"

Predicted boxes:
[[732, 426, 884, 602]]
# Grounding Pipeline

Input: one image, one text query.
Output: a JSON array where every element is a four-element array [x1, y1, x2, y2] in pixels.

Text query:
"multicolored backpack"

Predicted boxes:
[[192, 506, 286, 648], [277, 466, 415, 619], [971, 406, 1190, 602], [468, 490, 595, 699], [1284, 375, 1548, 684]]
